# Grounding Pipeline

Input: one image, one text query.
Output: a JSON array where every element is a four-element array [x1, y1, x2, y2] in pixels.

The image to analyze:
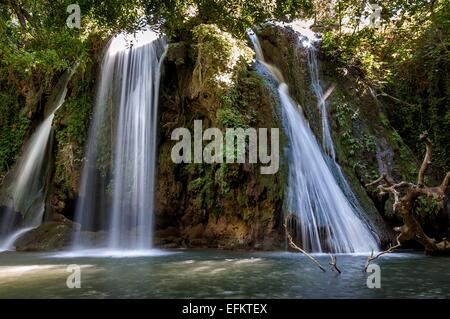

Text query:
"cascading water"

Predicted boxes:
[[249, 30, 378, 253], [295, 23, 376, 232], [307, 46, 336, 159], [0, 65, 77, 252], [73, 30, 167, 251]]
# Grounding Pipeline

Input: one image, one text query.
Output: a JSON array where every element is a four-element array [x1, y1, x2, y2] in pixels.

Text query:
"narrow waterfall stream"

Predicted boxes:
[[73, 30, 167, 252], [0, 65, 77, 252], [294, 23, 377, 234], [306, 43, 336, 160], [249, 31, 379, 253]]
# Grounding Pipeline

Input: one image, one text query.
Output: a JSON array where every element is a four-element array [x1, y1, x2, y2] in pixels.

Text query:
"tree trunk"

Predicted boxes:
[[366, 131, 450, 255]]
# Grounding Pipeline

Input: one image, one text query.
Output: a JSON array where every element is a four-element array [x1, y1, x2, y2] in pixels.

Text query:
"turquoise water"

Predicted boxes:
[[0, 250, 449, 298]]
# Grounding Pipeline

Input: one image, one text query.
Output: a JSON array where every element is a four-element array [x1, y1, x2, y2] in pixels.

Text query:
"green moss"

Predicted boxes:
[[385, 129, 418, 181], [332, 91, 379, 182], [215, 164, 238, 196], [155, 31, 287, 248], [379, 112, 390, 129], [0, 91, 31, 175], [52, 59, 96, 199], [217, 70, 271, 129], [217, 106, 247, 129], [95, 102, 114, 178], [237, 190, 248, 207], [188, 177, 206, 192], [55, 96, 91, 146]]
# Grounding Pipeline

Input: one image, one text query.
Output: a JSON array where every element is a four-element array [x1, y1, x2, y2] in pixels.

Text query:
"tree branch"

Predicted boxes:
[[366, 132, 450, 255], [284, 215, 326, 272], [418, 131, 432, 187], [441, 172, 450, 191], [8, 0, 32, 28], [365, 173, 388, 187], [364, 233, 402, 272], [329, 255, 341, 274], [376, 92, 417, 107]]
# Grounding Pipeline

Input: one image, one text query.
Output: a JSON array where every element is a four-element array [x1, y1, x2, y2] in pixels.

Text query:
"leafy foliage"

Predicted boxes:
[[0, 91, 30, 173], [320, 0, 450, 173], [143, 0, 313, 38]]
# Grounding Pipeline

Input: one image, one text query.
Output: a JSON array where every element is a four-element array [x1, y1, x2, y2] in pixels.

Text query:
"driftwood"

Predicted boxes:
[[329, 255, 341, 274], [364, 233, 402, 271], [366, 131, 450, 257], [284, 214, 342, 274]]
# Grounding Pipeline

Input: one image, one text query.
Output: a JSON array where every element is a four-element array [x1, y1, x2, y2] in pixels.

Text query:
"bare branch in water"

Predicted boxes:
[[284, 214, 326, 272]]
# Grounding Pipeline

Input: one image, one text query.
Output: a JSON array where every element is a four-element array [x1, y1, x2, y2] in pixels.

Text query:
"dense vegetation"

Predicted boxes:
[[1, 0, 447, 175], [0, 0, 311, 177], [319, 0, 449, 175]]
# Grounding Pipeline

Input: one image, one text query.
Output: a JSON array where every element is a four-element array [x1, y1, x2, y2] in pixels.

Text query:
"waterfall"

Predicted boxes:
[[0, 65, 77, 252], [73, 30, 167, 251], [249, 30, 378, 253], [307, 46, 336, 160], [301, 30, 373, 224]]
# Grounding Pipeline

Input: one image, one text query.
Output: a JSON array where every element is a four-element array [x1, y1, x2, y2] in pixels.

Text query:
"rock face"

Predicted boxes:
[[48, 34, 106, 222], [154, 25, 286, 250], [10, 26, 286, 251]]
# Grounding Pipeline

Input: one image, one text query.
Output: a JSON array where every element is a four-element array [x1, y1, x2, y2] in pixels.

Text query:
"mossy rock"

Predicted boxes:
[[155, 24, 286, 250], [14, 220, 74, 252]]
